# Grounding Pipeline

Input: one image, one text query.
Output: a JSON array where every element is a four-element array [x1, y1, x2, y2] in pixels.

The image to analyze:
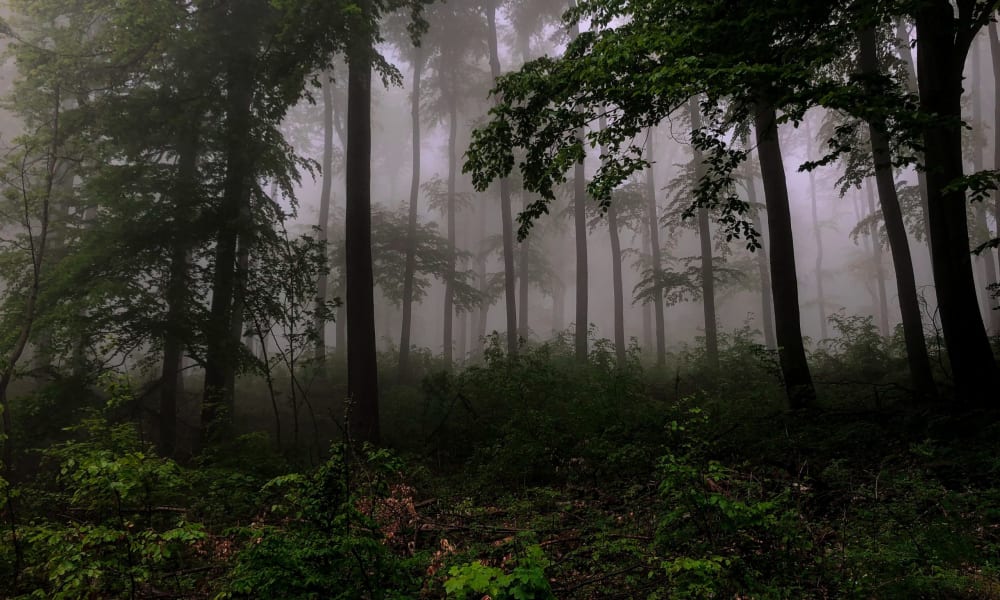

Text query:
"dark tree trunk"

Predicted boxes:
[[689, 100, 718, 368], [202, 31, 256, 444], [574, 159, 589, 362], [608, 202, 627, 367], [990, 22, 1000, 335], [518, 195, 530, 341], [399, 47, 422, 380], [476, 202, 489, 355], [442, 78, 458, 368], [859, 27, 938, 398], [865, 182, 891, 338], [746, 165, 777, 350], [641, 228, 653, 352], [754, 102, 815, 408], [315, 72, 335, 366], [485, 0, 518, 357], [160, 124, 199, 458], [345, 19, 380, 443], [915, 4, 999, 405], [646, 134, 667, 366]]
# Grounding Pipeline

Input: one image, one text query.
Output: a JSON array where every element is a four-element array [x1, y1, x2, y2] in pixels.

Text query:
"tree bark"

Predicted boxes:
[[894, 18, 934, 251], [804, 120, 828, 340], [646, 133, 667, 366], [608, 202, 627, 367], [990, 22, 1000, 335], [518, 195, 530, 341], [753, 102, 815, 408], [746, 163, 777, 350], [315, 71, 335, 367], [345, 13, 380, 443], [915, 3, 999, 405], [202, 24, 256, 443], [689, 100, 718, 368], [160, 124, 199, 458], [485, 0, 518, 357], [858, 27, 938, 399], [865, 181, 891, 338], [442, 73, 458, 368]]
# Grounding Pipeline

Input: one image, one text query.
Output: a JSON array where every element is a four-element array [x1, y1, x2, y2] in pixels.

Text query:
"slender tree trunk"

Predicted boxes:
[[476, 203, 489, 355], [969, 37, 999, 331], [646, 133, 667, 366], [990, 22, 1000, 334], [746, 163, 777, 349], [345, 16, 380, 443], [485, 0, 518, 357], [689, 100, 719, 368], [859, 27, 938, 398], [894, 19, 934, 251], [608, 202, 627, 367], [442, 78, 458, 368], [160, 125, 199, 458], [865, 181, 891, 337], [641, 228, 653, 352], [398, 48, 422, 380], [202, 37, 255, 443], [315, 72, 335, 367], [916, 4, 999, 405], [1, 87, 59, 473], [804, 120, 828, 340], [518, 195, 530, 341], [754, 102, 815, 408]]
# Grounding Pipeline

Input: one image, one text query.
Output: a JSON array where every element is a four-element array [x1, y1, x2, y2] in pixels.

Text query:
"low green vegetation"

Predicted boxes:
[[2, 327, 998, 599]]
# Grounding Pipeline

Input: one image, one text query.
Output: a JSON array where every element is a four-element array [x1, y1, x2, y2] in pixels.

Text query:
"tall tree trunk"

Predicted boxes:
[[608, 203, 627, 367], [746, 163, 777, 349], [754, 102, 815, 408], [969, 36, 999, 330], [990, 22, 1000, 335], [160, 124, 199, 458], [865, 181, 891, 338], [202, 33, 256, 444], [476, 202, 489, 355], [894, 19, 934, 251], [518, 195, 530, 340], [859, 26, 938, 398], [568, 2, 589, 363], [399, 47, 423, 379], [485, 0, 518, 357], [315, 71, 335, 367], [646, 133, 667, 366], [915, 4, 999, 405], [641, 228, 653, 352], [442, 77, 458, 368], [804, 120, 828, 340], [345, 16, 380, 443], [689, 100, 719, 368]]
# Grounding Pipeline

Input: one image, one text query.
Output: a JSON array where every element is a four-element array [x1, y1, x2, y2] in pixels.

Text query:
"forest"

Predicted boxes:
[[0, 0, 999, 597]]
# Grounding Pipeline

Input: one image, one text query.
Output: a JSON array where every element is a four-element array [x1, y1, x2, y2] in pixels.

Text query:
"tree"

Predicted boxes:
[[397, 45, 423, 381], [912, 0, 999, 404], [344, 0, 380, 444], [645, 130, 668, 366], [688, 99, 719, 368], [484, 0, 519, 357]]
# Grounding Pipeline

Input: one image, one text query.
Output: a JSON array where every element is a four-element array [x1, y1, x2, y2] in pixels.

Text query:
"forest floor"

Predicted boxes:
[[3, 333, 1000, 598]]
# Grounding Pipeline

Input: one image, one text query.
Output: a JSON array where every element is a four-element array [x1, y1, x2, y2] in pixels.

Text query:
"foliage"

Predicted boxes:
[[219, 444, 423, 599], [444, 542, 555, 600]]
